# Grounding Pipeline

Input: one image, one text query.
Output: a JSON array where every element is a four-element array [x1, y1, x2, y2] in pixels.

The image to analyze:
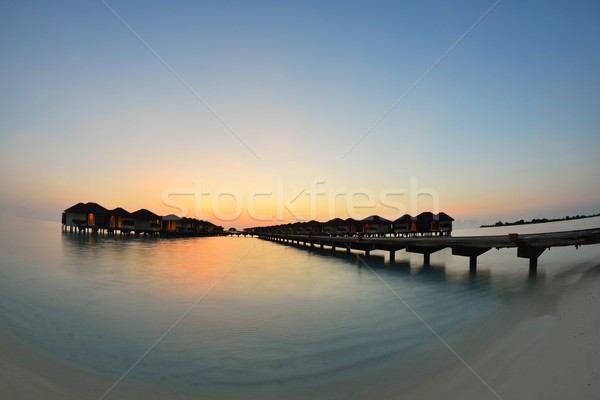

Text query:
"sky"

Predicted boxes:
[[1, 0, 599, 228]]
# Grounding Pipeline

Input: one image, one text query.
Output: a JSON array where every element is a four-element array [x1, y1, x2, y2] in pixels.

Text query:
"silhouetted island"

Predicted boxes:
[[481, 213, 600, 228]]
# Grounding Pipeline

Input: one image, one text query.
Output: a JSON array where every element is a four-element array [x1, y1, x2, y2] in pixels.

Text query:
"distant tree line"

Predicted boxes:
[[481, 212, 600, 228]]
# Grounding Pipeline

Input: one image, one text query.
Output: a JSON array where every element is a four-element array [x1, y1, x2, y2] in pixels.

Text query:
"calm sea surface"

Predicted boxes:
[[1, 216, 600, 396]]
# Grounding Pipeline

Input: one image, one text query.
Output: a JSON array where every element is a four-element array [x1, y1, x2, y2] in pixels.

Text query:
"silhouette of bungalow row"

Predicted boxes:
[[62, 202, 223, 236], [249, 212, 454, 237]]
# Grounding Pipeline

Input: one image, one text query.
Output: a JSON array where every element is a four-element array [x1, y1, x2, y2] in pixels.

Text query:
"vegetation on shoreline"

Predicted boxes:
[[481, 213, 600, 228]]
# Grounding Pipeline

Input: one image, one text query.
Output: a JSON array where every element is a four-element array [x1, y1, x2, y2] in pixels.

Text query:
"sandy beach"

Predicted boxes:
[[401, 263, 600, 400], [2, 262, 599, 400]]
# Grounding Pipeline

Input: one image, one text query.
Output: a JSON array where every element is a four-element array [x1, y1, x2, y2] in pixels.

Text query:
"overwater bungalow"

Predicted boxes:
[[341, 218, 360, 236], [62, 202, 109, 232], [434, 212, 454, 235], [393, 214, 417, 236], [360, 215, 391, 236], [63, 201, 224, 237], [416, 212, 435, 235], [131, 209, 161, 235], [176, 217, 194, 233], [323, 218, 359, 236], [295, 222, 311, 235], [264, 224, 278, 234], [164, 216, 215, 236], [294, 220, 323, 235], [107, 207, 134, 234], [194, 219, 217, 234], [206, 220, 223, 233], [323, 218, 345, 235], [306, 220, 323, 235], [162, 214, 180, 233], [282, 223, 297, 235], [205, 220, 224, 233]]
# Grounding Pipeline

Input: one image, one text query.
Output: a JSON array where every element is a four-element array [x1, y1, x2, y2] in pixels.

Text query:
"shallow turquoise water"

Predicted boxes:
[[1, 216, 599, 395]]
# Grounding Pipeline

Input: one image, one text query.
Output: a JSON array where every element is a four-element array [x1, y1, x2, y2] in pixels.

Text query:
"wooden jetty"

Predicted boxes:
[[255, 228, 600, 275]]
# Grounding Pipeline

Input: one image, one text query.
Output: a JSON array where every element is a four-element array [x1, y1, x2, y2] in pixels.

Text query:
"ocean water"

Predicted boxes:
[[1, 216, 599, 397]]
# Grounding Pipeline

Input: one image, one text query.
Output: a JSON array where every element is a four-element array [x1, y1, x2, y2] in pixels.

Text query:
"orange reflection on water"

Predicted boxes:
[[60, 233, 261, 299]]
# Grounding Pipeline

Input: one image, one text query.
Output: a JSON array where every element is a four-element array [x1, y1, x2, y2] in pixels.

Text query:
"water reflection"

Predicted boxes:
[[264, 237, 535, 296], [60, 228, 551, 304]]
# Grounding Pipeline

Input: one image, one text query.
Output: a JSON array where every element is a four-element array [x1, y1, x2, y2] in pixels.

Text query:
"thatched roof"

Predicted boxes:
[[416, 211, 434, 222], [393, 214, 414, 223], [64, 202, 109, 215], [360, 215, 391, 224], [435, 212, 454, 222], [131, 209, 159, 220], [109, 207, 131, 217]]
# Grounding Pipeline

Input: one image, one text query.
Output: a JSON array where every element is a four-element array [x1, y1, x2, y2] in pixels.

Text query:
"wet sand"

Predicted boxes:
[[402, 263, 600, 400], [2, 265, 599, 400]]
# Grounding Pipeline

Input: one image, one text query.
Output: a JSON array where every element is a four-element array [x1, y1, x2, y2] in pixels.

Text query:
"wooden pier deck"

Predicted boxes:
[[256, 228, 600, 275]]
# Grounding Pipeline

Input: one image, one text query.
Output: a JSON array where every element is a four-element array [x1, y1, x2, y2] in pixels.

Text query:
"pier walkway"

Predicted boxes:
[[256, 228, 600, 275]]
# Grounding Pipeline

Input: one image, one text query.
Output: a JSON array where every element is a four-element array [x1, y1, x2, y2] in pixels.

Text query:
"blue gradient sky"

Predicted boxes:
[[1, 0, 599, 227]]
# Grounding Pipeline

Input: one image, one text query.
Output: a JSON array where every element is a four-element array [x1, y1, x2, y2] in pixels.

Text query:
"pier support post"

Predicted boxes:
[[469, 256, 477, 272], [423, 253, 430, 266], [365, 250, 370, 257], [452, 247, 491, 273], [529, 257, 538, 275], [389, 250, 395, 263], [517, 246, 546, 276], [406, 246, 445, 267]]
